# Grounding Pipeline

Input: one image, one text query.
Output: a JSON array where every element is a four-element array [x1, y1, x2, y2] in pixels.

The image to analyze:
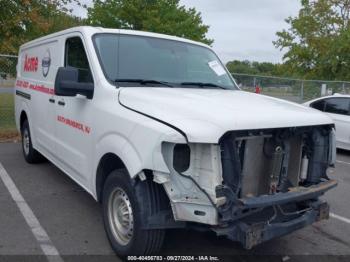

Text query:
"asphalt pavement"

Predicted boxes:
[[0, 142, 349, 261]]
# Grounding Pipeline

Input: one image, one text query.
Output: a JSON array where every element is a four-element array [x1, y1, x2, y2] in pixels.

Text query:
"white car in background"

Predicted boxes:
[[304, 94, 350, 150]]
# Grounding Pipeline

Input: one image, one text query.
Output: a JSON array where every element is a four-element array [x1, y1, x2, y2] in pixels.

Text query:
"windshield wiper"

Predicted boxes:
[[114, 79, 173, 87], [179, 82, 226, 89]]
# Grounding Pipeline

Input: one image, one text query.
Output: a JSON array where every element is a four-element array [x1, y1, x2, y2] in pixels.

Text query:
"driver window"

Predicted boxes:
[[65, 37, 93, 83]]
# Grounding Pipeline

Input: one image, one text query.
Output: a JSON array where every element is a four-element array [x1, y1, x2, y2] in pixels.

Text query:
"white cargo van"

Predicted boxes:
[[15, 26, 337, 256]]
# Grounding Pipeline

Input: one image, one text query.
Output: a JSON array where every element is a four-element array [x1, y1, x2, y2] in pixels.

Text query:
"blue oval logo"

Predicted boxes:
[[42, 50, 51, 77]]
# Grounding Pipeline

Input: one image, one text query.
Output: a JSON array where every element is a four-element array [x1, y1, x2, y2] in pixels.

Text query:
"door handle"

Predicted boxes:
[[49, 98, 55, 103], [58, 101, 65, 106]]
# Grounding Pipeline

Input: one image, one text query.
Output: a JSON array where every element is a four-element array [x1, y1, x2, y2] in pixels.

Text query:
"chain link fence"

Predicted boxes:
[[232, 73, 350, 103], [0, 54, 17, 136]]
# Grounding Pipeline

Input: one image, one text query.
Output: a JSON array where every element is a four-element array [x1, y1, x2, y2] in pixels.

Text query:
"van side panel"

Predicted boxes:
[[16, 40, 60, 157]]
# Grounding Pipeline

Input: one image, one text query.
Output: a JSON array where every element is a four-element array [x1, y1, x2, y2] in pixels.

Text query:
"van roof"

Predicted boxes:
[[19, 26, 210, 50]]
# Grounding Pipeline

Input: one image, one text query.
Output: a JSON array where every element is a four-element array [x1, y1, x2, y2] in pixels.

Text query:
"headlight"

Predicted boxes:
[[173, 144, 191, 173], [161, 142, 191, 173]]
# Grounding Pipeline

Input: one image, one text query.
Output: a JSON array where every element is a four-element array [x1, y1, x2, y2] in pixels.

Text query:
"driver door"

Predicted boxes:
[[54, 34, 94, 186]]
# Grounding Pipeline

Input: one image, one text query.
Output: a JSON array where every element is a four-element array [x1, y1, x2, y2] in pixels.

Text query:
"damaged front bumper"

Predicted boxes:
[[214, 179, 337, 249], [237, 179, 337, 209], [214, 200, 329, 249]]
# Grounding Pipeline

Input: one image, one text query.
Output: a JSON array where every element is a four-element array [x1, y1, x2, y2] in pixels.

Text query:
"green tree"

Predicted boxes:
[[226, 60, 285, 76], [226, 60, 259, 75], [274, 0, 350, 80], [0, 0, 83, 54], [87, 0, 213, 45]]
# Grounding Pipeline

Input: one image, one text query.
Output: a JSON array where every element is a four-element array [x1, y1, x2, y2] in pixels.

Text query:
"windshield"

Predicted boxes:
[[93, 33, 238, 89]]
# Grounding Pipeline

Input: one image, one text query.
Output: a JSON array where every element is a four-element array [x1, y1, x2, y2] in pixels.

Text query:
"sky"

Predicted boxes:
[[72, 0, 301, 63]]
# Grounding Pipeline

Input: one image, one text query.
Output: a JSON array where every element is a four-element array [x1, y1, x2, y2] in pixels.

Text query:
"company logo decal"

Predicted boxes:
[[42, 49, 51, 77], [24, 55, 38, 72], [57, 116, 91, 134]]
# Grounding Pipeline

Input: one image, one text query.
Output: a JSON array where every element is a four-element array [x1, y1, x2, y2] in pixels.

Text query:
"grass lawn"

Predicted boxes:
[[0, 81, 16, 88], [0, 93, 18, 142]]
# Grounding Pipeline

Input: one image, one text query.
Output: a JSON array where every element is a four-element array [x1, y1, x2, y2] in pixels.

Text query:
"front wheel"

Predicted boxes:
[[102, 170, 165, 256]]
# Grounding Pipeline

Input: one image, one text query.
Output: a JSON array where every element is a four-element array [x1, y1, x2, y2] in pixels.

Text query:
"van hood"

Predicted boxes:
[[119, 88, 333, 143]]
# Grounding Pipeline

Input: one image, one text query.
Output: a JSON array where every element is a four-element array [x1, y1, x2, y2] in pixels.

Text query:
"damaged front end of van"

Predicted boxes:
[[158, 124, 337, 249]]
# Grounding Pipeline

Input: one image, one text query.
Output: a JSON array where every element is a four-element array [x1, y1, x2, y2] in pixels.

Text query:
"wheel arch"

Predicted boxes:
[[15, 97, 30, 129], [20, 110, 28, 130], [16, 100, 33, 140], [18, 108, 37, 147], [95, 152, 128, 202], [93, 133, 144, 202]]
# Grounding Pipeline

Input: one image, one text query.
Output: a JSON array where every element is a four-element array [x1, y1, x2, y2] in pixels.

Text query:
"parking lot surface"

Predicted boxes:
[[0, 142, 350, 261]]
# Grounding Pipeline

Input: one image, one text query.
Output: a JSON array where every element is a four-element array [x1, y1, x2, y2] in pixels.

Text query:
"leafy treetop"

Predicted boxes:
[[274, 0, 350, 80], [0, 0, 83, 54], [87, 0, 213, 45]]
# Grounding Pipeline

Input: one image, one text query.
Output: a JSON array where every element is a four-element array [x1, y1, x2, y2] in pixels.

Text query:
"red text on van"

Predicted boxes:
[[24, 55, 38, 72]]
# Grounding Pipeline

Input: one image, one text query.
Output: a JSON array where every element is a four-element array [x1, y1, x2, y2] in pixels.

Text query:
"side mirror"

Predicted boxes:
[[54, 67, 94, 99]]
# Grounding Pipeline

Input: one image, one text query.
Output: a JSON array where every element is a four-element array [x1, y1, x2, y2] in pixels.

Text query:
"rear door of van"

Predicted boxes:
[[16, 41, 58, 157]]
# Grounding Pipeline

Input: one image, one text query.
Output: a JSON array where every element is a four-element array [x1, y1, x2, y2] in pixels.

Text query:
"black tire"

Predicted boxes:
[[21, 120, 45, 163], [102, 170, 165, 256]]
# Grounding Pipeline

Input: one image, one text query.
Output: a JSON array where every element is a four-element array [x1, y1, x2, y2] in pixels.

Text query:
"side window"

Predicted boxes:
[[65, 37, 93, 83], [325, 98, 350, 115], [311, 100, 326, 112]]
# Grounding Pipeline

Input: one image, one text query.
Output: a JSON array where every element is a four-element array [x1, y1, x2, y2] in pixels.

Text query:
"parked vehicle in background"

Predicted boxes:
[[15, 26, 337, 256], [304, 94, 350, 150]]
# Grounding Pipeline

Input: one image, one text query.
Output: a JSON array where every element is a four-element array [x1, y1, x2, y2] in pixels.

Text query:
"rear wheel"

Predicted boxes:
[[102, 170, 165, 256], [21, 120, 45, 163]]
